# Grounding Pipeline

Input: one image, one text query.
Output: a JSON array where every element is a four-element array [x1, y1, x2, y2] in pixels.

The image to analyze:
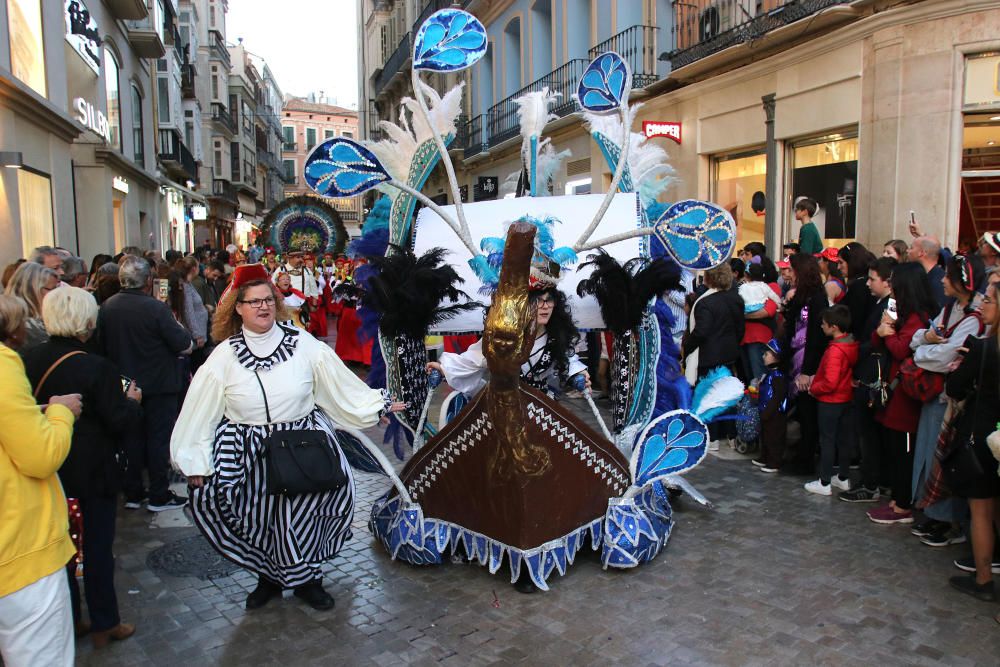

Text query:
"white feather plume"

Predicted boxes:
[[365, 81, 465, 185], [517, 88, 558, 140], [584, 103, 676, 203], [536, 138, 571, 196]]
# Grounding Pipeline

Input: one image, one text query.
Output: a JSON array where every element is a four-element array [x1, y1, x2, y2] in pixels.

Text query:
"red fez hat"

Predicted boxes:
[[220, 263, 270, 302]]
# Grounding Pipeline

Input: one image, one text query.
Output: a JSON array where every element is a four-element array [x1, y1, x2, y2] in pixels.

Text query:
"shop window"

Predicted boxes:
[[7, 0, 46, 97], [791, 135, 858, 243], [132, 85, 145, 166], [17, 170, 54, 258], [104, 48, 122, 151], [713, 151, 766, 251]]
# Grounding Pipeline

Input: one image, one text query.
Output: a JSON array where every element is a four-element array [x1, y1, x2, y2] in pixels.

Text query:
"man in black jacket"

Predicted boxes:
[[97, 256, 193, 511]]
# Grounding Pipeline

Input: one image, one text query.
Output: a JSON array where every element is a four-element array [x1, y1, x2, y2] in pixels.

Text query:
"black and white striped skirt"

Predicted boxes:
[[189, 409, 354, 588]]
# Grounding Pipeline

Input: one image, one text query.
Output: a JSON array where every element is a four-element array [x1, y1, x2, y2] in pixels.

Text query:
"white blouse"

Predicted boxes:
[[170, 324, 385, 476], [439, 334, 586, 398]]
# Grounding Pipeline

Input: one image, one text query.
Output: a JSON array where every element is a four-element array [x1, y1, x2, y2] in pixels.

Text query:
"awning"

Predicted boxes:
[[161, 177, 208, 205]]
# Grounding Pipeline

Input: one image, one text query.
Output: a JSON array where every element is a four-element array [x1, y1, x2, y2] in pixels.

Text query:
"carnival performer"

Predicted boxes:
[[333, 273, 373, 365], [273, 272, 309, 330], [273, 251, 318, 300], [170, 265, 405, 611], [427, 285, 590, 398], [304, 253, 328, 338]]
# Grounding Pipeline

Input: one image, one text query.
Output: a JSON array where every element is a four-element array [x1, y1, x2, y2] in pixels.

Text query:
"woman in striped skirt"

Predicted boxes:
[[171, 265, 404, 610]]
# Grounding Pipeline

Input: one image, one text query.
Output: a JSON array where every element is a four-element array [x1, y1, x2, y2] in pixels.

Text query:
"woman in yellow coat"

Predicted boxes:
[[0, 294, 81, 667]]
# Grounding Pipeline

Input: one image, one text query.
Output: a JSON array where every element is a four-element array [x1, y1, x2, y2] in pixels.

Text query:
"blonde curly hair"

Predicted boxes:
[[211, 279, 291, 342]]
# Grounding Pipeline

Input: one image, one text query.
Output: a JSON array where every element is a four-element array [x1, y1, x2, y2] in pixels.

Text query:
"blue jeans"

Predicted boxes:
[[742, 342, 767, 382]]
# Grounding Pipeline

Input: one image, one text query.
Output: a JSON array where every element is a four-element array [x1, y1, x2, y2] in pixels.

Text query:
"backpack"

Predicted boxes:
[[899, 307, 984, 402], [735, 392, 760, 442]]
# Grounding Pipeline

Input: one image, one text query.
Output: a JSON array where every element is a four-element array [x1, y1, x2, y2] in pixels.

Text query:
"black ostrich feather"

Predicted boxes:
[[576, 250, 683, 336], [359, 246, 482, 339]]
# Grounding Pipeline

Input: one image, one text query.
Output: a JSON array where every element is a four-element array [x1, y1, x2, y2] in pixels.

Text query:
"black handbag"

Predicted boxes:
[[941, 344, 988, 489], [254, 370, 346, 496]]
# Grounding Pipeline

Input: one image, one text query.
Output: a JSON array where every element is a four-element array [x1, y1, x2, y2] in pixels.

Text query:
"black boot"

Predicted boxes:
[[245, 576, 282, 610], [293, 579, 335, 610]]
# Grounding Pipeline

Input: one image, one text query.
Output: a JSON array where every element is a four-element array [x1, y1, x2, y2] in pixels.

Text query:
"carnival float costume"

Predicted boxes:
[[296, 8, 742, 589]]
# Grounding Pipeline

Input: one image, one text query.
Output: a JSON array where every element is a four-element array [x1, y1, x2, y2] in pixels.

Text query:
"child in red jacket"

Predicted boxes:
[[805, 305, 859, 495]]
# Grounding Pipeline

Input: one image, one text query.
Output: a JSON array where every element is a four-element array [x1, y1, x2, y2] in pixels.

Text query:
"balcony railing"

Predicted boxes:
[[181, 63, 196, 99], [158, 129, 197, 181], [209, 29, 231, 68], [282, 141, 297, 152], [463, 114, 485, 159], [373, 32, 410, 96], [666, 0, 853, 70], [590, 25, 659, 89], [414, 0, 453, 33], [486, 59, 588, 148], [211, 178, 237, 203], [211, 103, 236, 135]]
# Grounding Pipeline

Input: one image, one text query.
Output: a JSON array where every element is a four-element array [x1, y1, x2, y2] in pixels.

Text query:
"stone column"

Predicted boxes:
[[762, 93, 779, 254]]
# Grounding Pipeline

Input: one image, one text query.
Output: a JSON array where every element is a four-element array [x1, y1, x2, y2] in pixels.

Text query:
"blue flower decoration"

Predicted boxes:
[[413, 9, 487, 72], [577, 52, 631, 112], [304, 138, 390, 197], [653, 199, 736, 270], [630, 410, 708, 486]]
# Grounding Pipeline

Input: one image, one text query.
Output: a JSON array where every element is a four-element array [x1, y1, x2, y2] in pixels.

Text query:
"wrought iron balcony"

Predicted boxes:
[[209, 29, 231, 68], [373, 32, 411, 97], [486, 59, 588, 149], [589, 25, 659, 89], [158, 129, 197, 182], [463, 114, 486, 159], [210, 178, 237, 204], [181, 63, 196, 99], [282, 141, 297, 152], [664, 0, 853, 70], [210, 103, 236, 135]]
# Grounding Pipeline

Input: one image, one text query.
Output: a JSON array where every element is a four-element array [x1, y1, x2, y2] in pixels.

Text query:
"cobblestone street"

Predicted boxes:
[[75, 392, 1000, 666]]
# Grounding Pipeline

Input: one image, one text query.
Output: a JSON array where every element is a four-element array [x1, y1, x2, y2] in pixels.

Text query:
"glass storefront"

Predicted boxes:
[[790, 135, 858, 245], [713, 151, 766, 251], [7, 0, 46, 97], [17, 170, 54, 258]]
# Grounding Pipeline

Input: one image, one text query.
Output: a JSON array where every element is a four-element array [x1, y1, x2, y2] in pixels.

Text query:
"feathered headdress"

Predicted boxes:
[[575, 250, 683, 336], [478, 215, 578, 292]]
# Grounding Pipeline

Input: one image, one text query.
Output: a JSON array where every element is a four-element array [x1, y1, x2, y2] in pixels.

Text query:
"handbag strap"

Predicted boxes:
[[34, 351, 86, 399], [253, 370, 272, 424]]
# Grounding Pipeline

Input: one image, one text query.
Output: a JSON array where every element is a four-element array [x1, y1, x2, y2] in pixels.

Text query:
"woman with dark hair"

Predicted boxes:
[[945, 281, 999, 601], [730, 257, 746, 284], [87, 254, 112, 290], [838, 242, 875, 339], [867, 262, 937, 525], [784, 253, 829, 473], [909, 253, 985, 543], [430, 286, 589, 398]]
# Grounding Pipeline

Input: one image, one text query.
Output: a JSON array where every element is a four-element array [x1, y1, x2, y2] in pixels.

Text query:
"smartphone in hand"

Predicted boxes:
[[886, 297, 898, 321]]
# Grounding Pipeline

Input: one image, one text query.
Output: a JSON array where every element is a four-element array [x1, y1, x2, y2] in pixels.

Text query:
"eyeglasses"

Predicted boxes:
[[238, 297, 276, 309], [535, 296, 556, 307]]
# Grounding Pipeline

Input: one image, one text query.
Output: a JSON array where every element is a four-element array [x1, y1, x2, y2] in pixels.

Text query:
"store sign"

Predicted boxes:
[[74, 97, 112, 143], [642, 121, 682, 144], [64, 0, 101, 75], [112, 176, 129, 194], [191, 205, 208, 220]]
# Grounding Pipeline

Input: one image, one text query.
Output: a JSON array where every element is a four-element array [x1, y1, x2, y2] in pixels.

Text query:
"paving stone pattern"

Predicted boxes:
[[76, 392, 1000, 666]]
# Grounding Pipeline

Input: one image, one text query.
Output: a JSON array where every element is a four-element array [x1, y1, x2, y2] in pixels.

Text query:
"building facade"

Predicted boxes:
[[281, 95, 363, 234], [358, 0, 1000, 253], [252, 56, 284, 227], [0, 0, 173, 266]]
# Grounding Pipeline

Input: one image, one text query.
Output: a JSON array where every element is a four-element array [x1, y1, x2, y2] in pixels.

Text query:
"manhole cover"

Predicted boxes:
[[146, 535, 240, 580]]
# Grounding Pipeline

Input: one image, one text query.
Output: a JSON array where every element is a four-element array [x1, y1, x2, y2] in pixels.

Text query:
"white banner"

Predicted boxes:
[[413, 193, 643, 333], [64, 0, 101, 75]]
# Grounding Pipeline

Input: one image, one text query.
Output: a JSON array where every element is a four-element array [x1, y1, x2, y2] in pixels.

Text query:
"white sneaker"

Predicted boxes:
[[804, 479, 832, 496], [830, 475, 851, 491], [708, 440, 720, 452]]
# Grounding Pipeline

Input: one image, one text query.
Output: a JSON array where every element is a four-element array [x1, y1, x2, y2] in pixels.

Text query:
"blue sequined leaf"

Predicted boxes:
[[653, 199, 737, 270], [413, 9, 487, 72], [577, 52, 631, 112], [631, 410, 708, 486], [303, 138, 390, 198]]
